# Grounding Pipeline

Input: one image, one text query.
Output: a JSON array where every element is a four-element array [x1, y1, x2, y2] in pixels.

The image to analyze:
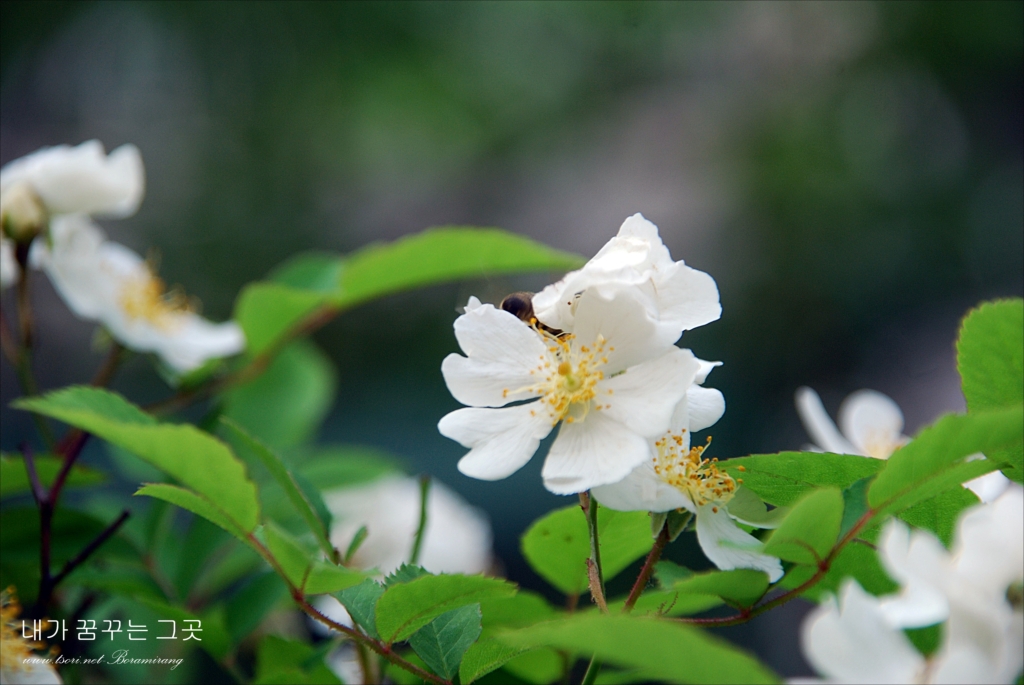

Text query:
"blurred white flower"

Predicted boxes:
[[532, 213, 720, 338], [1, 590, 62, 685], [795, 386, 1010, 502], [29, 215, 244, 372], [798, 486, 1024, 684], [0, 237, 17, 291], [439, 287, 700, 495], [594, 364, 783, 582]]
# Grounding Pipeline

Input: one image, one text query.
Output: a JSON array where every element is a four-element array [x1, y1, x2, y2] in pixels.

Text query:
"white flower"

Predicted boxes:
[[1, 590, 62, 685], [29, 216, 244, 372], [439, 287, 701, 495], [0, 237, 17, 291], [593, 366, 784, 582], [0, 140, 143, 221], [798, 487, 1024, 684], [796, 387, 1010, 502], [532, 213, 720, 338]]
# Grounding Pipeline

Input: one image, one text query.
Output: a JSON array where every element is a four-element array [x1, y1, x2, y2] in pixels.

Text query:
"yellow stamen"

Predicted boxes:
[[119, 262, 195, 330], [652, 434, 737, 507]]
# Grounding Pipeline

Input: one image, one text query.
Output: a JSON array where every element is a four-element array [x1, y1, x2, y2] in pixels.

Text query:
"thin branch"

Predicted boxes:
[[90, 342, 124, 388], [623, 521, 671, 613], [409, 475, 431, 566], [579, 492, 605, 685], [21, 443, 46, 505], [0, 307, 19, 366], [51, 510, 131, 588]]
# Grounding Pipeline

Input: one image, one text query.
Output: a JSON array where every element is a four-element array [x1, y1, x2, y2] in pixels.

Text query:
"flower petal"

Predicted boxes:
[[685, 384, 726, 433], [802, 580, 924, 684], [0, 236, 18, 291], [837, 389, 905, 458], [795, 387, 858, 455], [571, 287, 679, 374], [439, 404, 553, 481], [876, 520, 951, 628], [953, 484, 1023, 602], [441, 303, 548, 407], [592, 458, 693, 513], [31, 215, 113, 319], [0, 140, 144, 217], [655, 260, 722, 332], [600, 347, 700, 438], [963, 466, 1011, 504], [542, 409, 650, 495], [694, 503, 783, 582]]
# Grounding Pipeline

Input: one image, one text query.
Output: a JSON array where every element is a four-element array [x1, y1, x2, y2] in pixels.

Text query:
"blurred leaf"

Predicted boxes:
[[520, 505, 652, 596], [460, 638, 527, 684], [608, 589, 722, 617], [653, 560, 693, 587], [897, 487, 980, 547], [497, 614, 778, 684], [270, 252, 345, 293], [957, 299, 1024, 412], [660, 564, 770, 608], [234, 282, 328, 358], [479, 592, 557, 632], [409, 603, 483, 680], [226, 572, 288, 644], [723, 487, 788, 528], [335, 227, 584, 309], [254, 635, 341, 685], [133, 596, 232, 661], [174, 515, 230, 598], [782, 537, 897, 602], [136, 483, 252, 542], [0, 453, 104, 496], [721, 453, 884, 506], [763, 488, 844, 566], [298, 445, 401, 489], [839, 477, 872, 538], [220, 418, 333, 558], [304, 561, 370, 595], [338, 578, 385, 639], [222, 340, 337, 450], [263, 523, 314, 589], [376, 574, 517, 643], [502, 648, 563, 684], [16, 387, 260, 533], [868, 408, 1023, 512], [64, 566, 165, 601]]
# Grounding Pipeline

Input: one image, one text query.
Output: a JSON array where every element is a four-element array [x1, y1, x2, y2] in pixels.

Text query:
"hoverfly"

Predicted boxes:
[[499, 291, 564, 337]]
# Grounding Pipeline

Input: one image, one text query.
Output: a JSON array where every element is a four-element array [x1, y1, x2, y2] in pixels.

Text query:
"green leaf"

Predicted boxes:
[[0, 453, 104, 496], [667, 567, 771, 608], [479, 592, 557, 632], [957, 299, 1024, 412], [521, 505, 652, 596], [724, 487, 789, 528], [335, 227, 584, 310], [384, 563, 430, 587], [133, 596, 232, 661], [376, 574, 517, 643], [409, 604, 483, 680], [234, 282, 329, 357], [498, 614, 778, 684], [222, 340, 337, 450], [263, 523, 314, 589], [15, 387, 260, 533], [219, 418, 333, 558], [255, 635, 342, 685], [782, 538, 897, 601], [868, 408, 1023, 511], [839, 477, 872, 538], [304, 561, 369, 595], [135, 483, 253, 542], [338, 579, 385, 639], [608, 589, 723, 618], [460, 638, 528, 684], [721, 453, 884, 506], [297, 445, 402, 489], [897, 487, 980, 547], [226, 573, 289, 643], [270, 252, 345, 293], [763, 488, 844, 566], [653, 560, 693, 587]]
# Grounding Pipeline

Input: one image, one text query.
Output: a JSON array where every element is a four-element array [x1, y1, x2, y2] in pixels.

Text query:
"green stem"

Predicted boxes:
[[579, 491, 605, 685], [623, 519, 671, 613], [409, 474, 431, 565]]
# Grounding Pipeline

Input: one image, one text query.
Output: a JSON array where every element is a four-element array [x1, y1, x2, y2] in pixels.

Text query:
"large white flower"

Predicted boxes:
[[532, 213, 720, 338], [29, 215, 244, 372], [593, 366, 784, 582], [0, 140, 143, 221], [795, 386, 1010, 502], [439, 287, 700, 495]]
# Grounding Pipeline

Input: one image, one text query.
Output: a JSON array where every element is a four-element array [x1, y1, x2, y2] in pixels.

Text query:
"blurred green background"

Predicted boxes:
[[2, 1, 1021, 677]]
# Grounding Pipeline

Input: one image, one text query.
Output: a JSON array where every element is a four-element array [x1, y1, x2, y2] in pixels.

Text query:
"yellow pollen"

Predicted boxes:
[[557, 361, 572, 376], [1, 587, 53, 672], [119, 264, 195, 330], [652, 433, 737, 508]]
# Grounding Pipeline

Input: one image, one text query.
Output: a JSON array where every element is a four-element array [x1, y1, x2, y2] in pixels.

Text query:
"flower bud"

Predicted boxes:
[[1, 181, 47, 243]]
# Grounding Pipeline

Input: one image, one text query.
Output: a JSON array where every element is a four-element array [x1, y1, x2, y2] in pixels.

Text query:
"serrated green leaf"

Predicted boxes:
[[304, 562, 369, 595], [335, 227, 584, 309], [222, 340, 336, 450], [135, 483, 253, 542], [376, 574, 517, 643], [0, 453, 104, 496], [263, 523, 314, 589], [234, 282, 329, 357], [15, 387, 260, 532], [520, 505, 652, 596], [220, 418, 333, 558], [384, 563, 430, 587], [764, 488, 844, 566], [957, 299, 1024, 412], [498, 614, 778, 684], [460, 638, 528, 684], [721, 453, 884, 507], [338, 579, 385, 639], [897, 487, 980, 547], [255, 634, 341, 685], [868, 408, 1023, 511], [409, 604, 483, 680], [479, 592, 557, 632], [668, 568, 771, 608]]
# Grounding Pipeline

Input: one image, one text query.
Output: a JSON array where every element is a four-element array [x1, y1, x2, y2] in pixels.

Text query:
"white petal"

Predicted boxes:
[[0, 140, 144, 218], [148, 316, 246, 372], [838, 390, 905, 459], [802, 580, 924, 684], [542, 409, 650, 495], [694, 503, 783, 582], [0, 236, 18, 291], [655, 260, 722, 332], [0, 660, 63, 684], [571, 287, 679, 374], [795, 387, 859, 455], [310, 595, 354, 636], [531, 274, 575, 331], [877, 520, 951, 628], [693, 358, 722, 385], [953, 484, 1024, 601], [439, 404, 553, 481], [32, 215, 114, 319], [592, 458, 693, 513], [441, 303, 547, 407], [963, 467, 1011, 504], [600, 347, 700, 438], [685, 385, 726, 433]]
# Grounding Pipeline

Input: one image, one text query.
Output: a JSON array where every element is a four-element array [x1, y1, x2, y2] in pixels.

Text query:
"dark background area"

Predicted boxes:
[[2, 1, 1022, 679]]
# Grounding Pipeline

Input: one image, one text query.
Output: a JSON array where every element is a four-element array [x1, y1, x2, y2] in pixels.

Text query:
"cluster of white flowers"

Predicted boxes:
[[797, 485, 1023, 684], [439, 214, 782, 580], [0, 141, 244, 372]]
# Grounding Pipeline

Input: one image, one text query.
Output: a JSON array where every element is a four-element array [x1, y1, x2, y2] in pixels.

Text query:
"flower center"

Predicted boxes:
[[119, 267, 194, 330], [509, 329, 614, 426], [653, 434, 737, 508]]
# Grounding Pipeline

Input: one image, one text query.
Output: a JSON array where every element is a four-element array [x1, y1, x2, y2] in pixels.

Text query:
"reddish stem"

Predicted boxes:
[[623, 522, 671, 613]]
